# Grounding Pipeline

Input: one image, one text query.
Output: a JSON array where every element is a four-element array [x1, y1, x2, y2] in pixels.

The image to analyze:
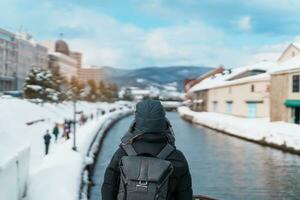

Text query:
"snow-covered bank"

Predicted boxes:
[[178, 106, 300, 153], [27, 110, 132, 200], [0, 97, 132, 200]]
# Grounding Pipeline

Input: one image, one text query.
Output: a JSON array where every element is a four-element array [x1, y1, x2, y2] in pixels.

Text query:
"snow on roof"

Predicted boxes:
[[292, 42, 300, 49], [189, 61, 275, 92], [271, 54, 300, 74]]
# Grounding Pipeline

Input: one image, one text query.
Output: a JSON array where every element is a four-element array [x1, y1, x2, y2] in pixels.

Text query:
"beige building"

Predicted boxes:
[[189, 90, 208, 112], [70, 52, 82, 69], [78, 66, 104, 82], [207, 75, 270, 118], [277, 43, 300, 63], [188, 61, 275, 118], [186, 67, 225, 111], [40, 40, 80, 81], [271, 54, 300, 124]]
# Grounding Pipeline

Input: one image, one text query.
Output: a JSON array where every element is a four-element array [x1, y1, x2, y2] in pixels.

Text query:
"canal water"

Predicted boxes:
[[90, 112, 300, 200]]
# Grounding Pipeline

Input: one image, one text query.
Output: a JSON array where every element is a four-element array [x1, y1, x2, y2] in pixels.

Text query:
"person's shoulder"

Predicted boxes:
[[168, 147, 188, 163], [108, 147, 127, 168], [113, 146, 127, 159], [168, 147, 190, 176]]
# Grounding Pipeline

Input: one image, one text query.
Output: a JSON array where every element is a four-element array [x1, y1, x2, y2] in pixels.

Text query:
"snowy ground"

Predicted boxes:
[[178, 106, 300, 151], [0, 97, 132, 200]]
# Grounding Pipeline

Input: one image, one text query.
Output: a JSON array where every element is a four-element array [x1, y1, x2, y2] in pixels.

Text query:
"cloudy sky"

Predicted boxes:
[[1, 0, 300, 68]]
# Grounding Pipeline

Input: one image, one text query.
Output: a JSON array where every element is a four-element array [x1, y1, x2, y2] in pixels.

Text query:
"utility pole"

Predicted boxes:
[[72, 92, 77, 151]]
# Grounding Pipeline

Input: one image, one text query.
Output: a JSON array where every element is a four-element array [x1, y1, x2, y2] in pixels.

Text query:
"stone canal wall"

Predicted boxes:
[[178, 106, 300, 156], [79, 110, 133, 199]]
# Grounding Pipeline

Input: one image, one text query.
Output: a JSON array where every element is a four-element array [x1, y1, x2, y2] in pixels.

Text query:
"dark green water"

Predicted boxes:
[[90, 112, 300, 200]]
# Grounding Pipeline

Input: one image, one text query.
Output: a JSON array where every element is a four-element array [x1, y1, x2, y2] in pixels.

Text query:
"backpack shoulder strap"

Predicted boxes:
[[122, 143, 138, 156], [157, 143, 175, 159], [120, 132, 145, 156]]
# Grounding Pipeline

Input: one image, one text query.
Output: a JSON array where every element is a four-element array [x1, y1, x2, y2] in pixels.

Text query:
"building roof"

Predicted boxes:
[[271, 54, 300, 74], [188, 61, 275, 93], [292, 42, 300, 49], [55, 40, 70, 55]]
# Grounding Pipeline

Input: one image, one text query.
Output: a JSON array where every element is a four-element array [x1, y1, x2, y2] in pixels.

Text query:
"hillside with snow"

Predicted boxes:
[[94, 66, 212, 91]]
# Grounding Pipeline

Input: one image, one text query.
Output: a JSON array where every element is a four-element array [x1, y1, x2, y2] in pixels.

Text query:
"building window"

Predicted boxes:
[[247, 102, 257, 118], [292, 75, 300, 92], [251, 84, 255, 92], [4, 63, 8, 75], [213, 101, 218, 112], [226, 101, 233, 114]]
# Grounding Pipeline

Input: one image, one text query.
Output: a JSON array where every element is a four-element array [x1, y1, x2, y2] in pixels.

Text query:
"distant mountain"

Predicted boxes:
[[98, 66, 213, 91]]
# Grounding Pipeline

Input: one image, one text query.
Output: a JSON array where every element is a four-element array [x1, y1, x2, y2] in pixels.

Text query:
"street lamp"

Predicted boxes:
[[61, 83, 81, 151], [72, 92, 77, 151]]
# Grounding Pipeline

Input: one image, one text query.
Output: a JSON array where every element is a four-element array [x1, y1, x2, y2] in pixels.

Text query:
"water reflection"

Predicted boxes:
[[170, 113, 300, 200], [90, 113, 300, 200]]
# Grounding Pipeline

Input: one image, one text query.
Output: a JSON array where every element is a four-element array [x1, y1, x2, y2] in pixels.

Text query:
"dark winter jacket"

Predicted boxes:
[[44, 133, 51, 144], [101, 134, 193, 200], [52, 126, 59, 136], [101, 99, 193, 200]]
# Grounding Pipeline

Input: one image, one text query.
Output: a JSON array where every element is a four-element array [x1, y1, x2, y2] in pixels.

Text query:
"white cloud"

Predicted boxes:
[[60, 8, 291, 68], [8, 1, 296, 68], [237, 16, 252, 32], [251, 36, 300, 63], [46, 5, 231, 68]]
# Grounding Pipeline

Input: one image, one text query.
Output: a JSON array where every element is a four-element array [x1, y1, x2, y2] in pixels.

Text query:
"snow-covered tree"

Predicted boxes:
[[23, 68, 60, 102], [50, 66, 67, 101]]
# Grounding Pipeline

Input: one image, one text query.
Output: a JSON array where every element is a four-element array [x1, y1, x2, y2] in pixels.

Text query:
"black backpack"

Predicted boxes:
[[118, 133, 175, 200]]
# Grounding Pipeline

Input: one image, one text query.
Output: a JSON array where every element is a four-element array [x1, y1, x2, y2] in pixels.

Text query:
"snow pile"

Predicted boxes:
[[178, 106, 300, 151], [0, 97, 132, 200]]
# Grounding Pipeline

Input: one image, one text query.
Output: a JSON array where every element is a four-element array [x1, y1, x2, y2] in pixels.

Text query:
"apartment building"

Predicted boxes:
[[0, 28, 17, 91]]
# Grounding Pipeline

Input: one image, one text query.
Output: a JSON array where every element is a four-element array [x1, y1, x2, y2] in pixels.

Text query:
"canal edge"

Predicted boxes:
[[180, 114, 300, 156], [79, 111, 133, 200]]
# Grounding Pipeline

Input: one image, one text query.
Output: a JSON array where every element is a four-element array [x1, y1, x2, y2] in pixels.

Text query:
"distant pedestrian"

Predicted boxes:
[[63, 119, 70, 140], [90, 113, 94, 120], [80, 114, 85, 125], [43, 130, 51, 155], [68, 119, 73, 133], [52, 123, 59, 142]]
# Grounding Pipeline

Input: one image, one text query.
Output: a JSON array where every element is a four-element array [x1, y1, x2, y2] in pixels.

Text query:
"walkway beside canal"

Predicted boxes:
[[178, 106, 300, 155], [89, 112, 300, 200]]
